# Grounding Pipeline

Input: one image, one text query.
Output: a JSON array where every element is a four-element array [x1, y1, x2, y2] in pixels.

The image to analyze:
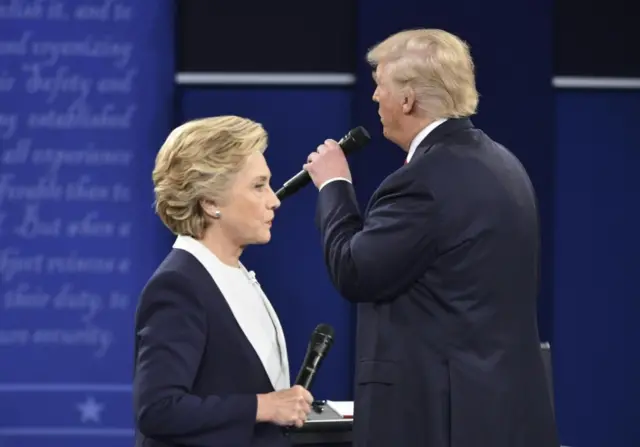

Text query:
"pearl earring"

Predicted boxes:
[[213, 210, 221, 219]]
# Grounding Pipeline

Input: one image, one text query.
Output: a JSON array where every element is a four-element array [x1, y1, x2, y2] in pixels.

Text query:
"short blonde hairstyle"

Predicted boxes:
[[367, 28, 479, 119], [152, 115, 268, 238]]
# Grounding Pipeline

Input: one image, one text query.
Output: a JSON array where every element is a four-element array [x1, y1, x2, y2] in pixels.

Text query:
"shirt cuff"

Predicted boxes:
[[319, 177, 352, 191]]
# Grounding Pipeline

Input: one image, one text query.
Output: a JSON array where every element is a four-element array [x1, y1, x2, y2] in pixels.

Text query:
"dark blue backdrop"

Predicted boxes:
[[553, 90, 640, 447]]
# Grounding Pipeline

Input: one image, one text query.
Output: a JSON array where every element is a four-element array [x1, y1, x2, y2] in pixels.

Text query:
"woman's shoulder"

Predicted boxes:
[[140, 249, 215, 303]]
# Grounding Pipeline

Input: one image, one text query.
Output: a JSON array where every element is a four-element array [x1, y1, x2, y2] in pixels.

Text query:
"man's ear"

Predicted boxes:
[[401, 88, 416, 115]]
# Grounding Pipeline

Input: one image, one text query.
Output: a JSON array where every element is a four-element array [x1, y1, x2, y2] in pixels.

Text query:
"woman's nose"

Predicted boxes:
[[269, 186, 281, 209]]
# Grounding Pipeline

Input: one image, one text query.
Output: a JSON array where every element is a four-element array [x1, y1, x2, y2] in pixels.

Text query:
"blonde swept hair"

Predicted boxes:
[[152, 115, 268, 238], [367, 28, 479, 119]]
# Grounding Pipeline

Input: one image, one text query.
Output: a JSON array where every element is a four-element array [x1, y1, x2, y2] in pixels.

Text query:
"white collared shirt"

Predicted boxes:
[[405, 118, 447, 163], [172, 235, 290, 391]]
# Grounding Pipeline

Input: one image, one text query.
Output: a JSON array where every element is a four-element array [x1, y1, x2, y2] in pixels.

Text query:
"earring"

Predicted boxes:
[[213, 210, 221, 219]]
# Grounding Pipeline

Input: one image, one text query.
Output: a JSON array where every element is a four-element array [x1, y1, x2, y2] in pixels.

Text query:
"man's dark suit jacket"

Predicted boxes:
[[316, 118, 559, 447], [133, 248, 290, 447]]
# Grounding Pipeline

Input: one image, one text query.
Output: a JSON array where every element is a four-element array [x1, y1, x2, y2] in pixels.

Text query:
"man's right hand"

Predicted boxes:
[[256, 385, 314, 427]]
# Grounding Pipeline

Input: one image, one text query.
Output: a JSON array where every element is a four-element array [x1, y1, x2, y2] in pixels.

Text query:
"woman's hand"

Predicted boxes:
[[256, 385, 314, 427]]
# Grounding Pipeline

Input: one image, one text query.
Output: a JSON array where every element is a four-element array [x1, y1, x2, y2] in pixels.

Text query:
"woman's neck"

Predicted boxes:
[[199, 230, 243, 268]]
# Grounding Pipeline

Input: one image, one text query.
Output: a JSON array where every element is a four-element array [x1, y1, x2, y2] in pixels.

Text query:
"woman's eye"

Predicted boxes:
[[255, 184, 265, 190]]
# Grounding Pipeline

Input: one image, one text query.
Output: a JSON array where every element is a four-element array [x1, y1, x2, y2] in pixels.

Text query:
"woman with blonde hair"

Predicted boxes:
[[133, 116, 311, 447]]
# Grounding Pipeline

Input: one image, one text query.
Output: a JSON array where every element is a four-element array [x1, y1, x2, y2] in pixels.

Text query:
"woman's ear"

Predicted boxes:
[[200, 199, 218, 218]]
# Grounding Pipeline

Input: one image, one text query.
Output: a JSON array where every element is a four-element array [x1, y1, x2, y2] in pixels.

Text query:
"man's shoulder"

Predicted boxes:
[[364, 164, 434, 214], [371, 128, 515, 199], [415, 126, 525, 176]]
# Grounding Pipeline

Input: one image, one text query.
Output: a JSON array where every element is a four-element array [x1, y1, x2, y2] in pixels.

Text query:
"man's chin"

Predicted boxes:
[[381, 126, 397, 144]]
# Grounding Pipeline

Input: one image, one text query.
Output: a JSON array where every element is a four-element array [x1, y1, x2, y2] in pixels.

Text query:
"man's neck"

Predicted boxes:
[[401, 118, 436, 151]]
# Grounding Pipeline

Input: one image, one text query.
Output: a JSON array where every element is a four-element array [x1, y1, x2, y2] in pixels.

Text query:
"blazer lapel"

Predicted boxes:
[[204, 264, 278, 386], [239, 264, 290, 389]]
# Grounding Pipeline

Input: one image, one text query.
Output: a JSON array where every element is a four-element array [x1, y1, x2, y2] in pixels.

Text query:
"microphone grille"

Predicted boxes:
[[314, 323, 335, 338], [350, 126, 371, 146]]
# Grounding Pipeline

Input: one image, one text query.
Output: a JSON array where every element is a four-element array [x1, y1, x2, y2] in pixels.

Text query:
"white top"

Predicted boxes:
[[173, 235, 290, 391]]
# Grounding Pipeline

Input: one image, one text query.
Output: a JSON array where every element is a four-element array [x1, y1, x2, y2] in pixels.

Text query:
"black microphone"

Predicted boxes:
[[294, 323, 335, 389], [275, 126, 371, 201]]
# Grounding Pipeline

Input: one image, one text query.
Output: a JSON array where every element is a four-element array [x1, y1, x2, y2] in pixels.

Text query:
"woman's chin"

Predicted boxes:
[[254, 230, 272, 245]]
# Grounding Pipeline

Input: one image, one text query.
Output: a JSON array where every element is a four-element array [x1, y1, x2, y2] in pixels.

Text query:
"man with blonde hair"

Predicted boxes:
[[304, 29, 559, 447]]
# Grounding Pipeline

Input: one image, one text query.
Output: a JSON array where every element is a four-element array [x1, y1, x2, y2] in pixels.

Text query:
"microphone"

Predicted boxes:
[[275, 126, 371, 201], [294, 323, 335, 389]]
